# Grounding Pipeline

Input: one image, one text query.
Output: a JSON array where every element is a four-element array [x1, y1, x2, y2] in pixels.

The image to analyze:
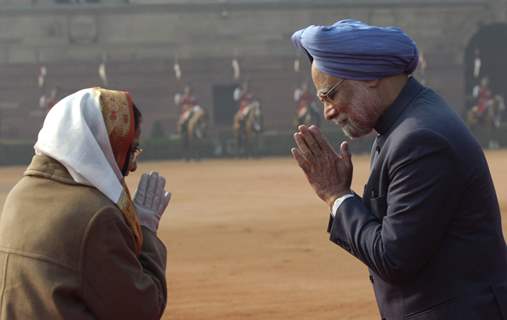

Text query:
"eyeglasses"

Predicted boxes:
[[317, 79, 345, 105], [131, 145, 143, 162]]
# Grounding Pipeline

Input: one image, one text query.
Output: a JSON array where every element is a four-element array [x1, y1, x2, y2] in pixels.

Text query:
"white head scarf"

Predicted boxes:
[[35, 88, 125, 203], [34, 87, 143, 253]]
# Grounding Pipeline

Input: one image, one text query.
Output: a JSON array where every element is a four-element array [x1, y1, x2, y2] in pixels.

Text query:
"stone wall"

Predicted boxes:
[[0, 0, 504, 140]]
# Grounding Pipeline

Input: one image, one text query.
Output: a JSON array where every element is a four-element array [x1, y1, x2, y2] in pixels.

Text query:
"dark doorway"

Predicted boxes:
[[212, 84, 238, 127], [465, 23, 507, 109]]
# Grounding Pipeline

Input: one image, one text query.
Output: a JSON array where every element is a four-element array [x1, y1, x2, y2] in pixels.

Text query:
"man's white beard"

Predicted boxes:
[[333, 82, 381, 139], [333, 117, 372, 139]]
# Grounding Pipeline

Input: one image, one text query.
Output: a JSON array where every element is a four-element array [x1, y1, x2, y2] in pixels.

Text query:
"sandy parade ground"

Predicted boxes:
[[0, 150, 506, 320]]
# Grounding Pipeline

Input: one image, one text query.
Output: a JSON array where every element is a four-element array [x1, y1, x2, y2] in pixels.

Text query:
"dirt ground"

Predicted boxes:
[[0, 151, 506, 320]]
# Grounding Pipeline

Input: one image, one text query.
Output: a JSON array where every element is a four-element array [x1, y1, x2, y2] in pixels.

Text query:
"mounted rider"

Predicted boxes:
[[469, 77, 495, 125], [233, 82, 255, 124], [294, 82, 313, 116], [474, 77, 493, 117], [294, 82, 321, 127], [175, 85, 197, 132]]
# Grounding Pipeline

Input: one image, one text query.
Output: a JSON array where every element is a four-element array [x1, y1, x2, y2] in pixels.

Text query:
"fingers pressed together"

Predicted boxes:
[[291, 125, 338, 171], [134, 171, 171, 214]]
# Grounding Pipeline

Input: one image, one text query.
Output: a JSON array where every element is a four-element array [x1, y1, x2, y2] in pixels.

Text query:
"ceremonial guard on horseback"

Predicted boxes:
[[175, 85, 209, 160], [293, 82, 320, 128], [233, 82, 263, 157], [467, 78, 505, 130], [468, 77, 494, 125], [465, 49, 505, 148]]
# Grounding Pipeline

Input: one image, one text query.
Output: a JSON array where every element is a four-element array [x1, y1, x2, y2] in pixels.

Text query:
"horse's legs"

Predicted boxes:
[[236, 126, 246, 158], [192, 137, 201, 161], [245, 134, 251, 158], [248, 135, 254, 158], [182, 132, 190, 161], [245, 133, 258, 159], [238, 132, 245, 158]]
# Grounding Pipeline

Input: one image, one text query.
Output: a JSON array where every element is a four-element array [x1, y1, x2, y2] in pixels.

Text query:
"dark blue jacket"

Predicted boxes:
[[328, 78, 507, 320]]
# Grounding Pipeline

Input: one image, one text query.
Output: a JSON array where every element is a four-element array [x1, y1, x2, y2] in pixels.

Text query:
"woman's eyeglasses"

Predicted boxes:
[[131, 145, 143, 162]]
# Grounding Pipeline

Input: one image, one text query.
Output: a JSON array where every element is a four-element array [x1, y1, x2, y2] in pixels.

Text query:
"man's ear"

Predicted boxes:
[[364, 79, 381, 88]]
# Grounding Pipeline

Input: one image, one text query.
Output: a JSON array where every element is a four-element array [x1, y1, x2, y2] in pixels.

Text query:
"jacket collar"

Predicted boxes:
[[372, 77, 424, 150], [374, 77, 424, 136], [24, 154, 80, 186]]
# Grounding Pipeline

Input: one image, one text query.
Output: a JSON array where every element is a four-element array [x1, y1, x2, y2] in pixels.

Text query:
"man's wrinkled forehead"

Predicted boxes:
[[311, 63, 340, 93]]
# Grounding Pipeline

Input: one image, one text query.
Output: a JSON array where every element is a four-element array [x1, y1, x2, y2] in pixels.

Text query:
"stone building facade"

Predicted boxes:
[[0, 0, 505, 139]]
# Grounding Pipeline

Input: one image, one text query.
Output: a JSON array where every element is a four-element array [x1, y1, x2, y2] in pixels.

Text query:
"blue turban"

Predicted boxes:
[[291, 19, 419, 80]]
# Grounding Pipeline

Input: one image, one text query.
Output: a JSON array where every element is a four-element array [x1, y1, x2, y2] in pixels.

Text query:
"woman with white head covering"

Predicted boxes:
[[0, 87, 170, 319]]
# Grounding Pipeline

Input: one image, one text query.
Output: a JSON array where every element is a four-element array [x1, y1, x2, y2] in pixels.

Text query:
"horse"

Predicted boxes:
[[178, 105, 209, 160], [466, 94, 505, 148], [467, 94, 505, 129], [295, 102, 321, 128], [233, 101, 263, 158]]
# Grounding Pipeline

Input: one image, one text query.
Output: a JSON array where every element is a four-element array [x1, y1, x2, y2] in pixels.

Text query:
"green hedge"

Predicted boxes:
[[144, 130, 374, 159], [469, 125, 507, 148], [1, 125, 506, 166], [0, 141, 34, 166]]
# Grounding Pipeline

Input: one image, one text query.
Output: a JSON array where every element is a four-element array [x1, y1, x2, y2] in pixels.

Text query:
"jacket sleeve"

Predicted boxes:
[[328, 130, 460, 284], [80, 206, 167, 320]]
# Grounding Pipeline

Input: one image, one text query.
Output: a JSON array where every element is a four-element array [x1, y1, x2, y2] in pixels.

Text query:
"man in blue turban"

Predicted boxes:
[[290, 19, 507, 320], [292, 19, 419, 81]]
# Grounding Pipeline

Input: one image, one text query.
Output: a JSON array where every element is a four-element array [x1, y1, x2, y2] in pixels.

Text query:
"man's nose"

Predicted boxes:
[[324, 103, 338, 120]]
